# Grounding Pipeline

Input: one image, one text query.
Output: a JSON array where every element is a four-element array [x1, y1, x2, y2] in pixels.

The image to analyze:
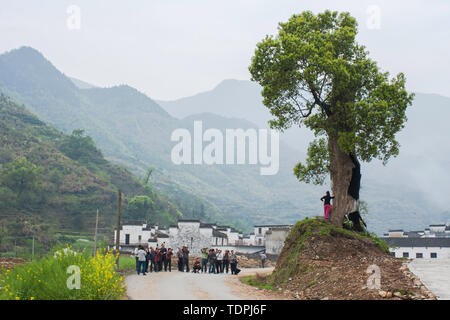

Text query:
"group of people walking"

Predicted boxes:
[[192, 248, 241, 275], [134, 245, 241, 276]]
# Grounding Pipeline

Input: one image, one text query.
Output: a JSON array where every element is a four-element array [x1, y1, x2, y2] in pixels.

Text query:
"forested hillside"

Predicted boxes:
[[0, 95, 183, 253]]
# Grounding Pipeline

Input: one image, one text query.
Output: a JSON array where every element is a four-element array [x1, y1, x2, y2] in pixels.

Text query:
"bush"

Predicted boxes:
[[0, 247, 125, 300]]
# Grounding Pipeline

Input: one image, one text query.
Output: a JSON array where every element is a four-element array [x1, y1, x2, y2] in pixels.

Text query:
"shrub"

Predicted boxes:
[[0, 247, 125, 300]]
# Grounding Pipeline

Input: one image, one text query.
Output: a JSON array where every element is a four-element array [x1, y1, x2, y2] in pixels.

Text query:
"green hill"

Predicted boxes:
[[0, 94, 183, 253]]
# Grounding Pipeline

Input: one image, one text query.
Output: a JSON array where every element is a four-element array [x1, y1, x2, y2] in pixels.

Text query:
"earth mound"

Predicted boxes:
[[256, 218, 435, 300]]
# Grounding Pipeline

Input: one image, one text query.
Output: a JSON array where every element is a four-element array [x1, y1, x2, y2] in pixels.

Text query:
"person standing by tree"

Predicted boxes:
[[249, 10, 414, 227], [320, 191, 334, 220]]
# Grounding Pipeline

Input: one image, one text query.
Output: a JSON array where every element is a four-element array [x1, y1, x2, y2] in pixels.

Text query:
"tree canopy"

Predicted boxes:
[[249, 10, 414, 225], [250, 10, 413, 183]]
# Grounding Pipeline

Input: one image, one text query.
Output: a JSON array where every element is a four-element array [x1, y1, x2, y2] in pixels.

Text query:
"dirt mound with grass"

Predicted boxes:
[[252, 218, 435, 300]]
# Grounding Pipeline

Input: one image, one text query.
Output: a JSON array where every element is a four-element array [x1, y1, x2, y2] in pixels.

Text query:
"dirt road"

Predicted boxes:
[[125, 268, 279, 300]]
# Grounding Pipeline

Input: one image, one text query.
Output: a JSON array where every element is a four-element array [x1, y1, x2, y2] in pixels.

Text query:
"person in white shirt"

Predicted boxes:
[[216, 250, 223, 273], [136, 246, 147, 275]]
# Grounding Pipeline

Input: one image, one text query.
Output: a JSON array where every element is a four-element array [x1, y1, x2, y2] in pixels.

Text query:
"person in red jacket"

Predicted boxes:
[[165, 248, 173, 272]]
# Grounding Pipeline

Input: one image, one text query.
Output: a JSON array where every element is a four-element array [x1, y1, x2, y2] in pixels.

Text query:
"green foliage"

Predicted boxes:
[[293, 138, 329, 184], [126, 195, 154, 220], [59, 129, 106, 165], [249, 10, 414, 183], [0, 248, 125, 300], [0, 95, 182, 244], [1, 157, 42, 195], [240, 275, 276, 291], [118, 255, 138, 271]]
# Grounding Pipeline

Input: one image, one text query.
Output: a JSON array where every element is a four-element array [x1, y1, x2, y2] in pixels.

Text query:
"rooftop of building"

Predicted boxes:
[[212, 230, 227, 238], [382, 237, 450, 248]]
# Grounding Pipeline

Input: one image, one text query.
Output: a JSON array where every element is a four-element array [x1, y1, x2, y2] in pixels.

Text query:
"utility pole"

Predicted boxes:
[[115, 190, 122, 271], [32, 236, 35, 261], [93, 208, 99, 257]]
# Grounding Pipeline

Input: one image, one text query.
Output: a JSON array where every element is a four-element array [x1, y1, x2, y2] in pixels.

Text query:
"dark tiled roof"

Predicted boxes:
[[429, 224, 446, 227], [178, 219, 201, 223], [212, 230, 227, 238], [122, 220, 146, 226], [200, 223, 214, 228], [156, 231, 169, 238], [404, 231, 422, 238], [388, 229, 404, 232], [382, 237, 450, 248]]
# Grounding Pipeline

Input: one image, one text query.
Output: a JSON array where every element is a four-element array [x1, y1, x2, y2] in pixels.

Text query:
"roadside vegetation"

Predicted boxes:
[[0, 247, 125, 300]]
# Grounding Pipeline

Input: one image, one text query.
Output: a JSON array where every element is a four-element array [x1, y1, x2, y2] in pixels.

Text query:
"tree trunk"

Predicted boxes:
[[328, 135, 360, 227]]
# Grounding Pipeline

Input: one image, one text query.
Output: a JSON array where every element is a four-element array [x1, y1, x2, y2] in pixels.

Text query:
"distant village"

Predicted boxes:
[[113, 219, 450, 260], [113, 219, 292, 256]]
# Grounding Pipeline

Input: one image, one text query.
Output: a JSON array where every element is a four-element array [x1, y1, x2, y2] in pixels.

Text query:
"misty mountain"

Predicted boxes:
[[70, 77, 97, 89], [157, 79, 450, 233], [0, 46, 448, 234], [0, 47, 314, 232], [157, 79, 315, 152]]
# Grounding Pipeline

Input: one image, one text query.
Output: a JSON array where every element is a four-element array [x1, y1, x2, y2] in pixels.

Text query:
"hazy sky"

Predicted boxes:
[[0, 0, 449, 100]]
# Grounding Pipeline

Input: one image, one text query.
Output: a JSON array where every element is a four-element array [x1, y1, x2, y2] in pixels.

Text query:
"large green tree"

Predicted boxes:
[[249, 10, 414, 227]]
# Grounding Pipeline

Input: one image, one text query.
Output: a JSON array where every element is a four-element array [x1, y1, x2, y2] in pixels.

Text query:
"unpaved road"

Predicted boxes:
[[125, 268, 278, 300], [409, 259, 450, 300]]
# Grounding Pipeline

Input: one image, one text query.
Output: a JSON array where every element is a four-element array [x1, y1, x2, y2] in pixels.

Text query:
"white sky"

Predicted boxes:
[[0, 0, 449, 100]]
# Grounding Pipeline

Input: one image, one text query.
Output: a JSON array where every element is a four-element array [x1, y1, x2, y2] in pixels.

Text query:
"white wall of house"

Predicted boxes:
[[265, 228, 290, 255], [212, 236, 227, 246], [390, 247, 450, 259], [169, 221, 211, 256], [114, 224, 151, 245]]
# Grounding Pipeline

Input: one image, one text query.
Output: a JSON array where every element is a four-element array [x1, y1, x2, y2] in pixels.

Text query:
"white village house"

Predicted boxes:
[[113, 220, 292, 256], [381, 224, 450, 259]]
